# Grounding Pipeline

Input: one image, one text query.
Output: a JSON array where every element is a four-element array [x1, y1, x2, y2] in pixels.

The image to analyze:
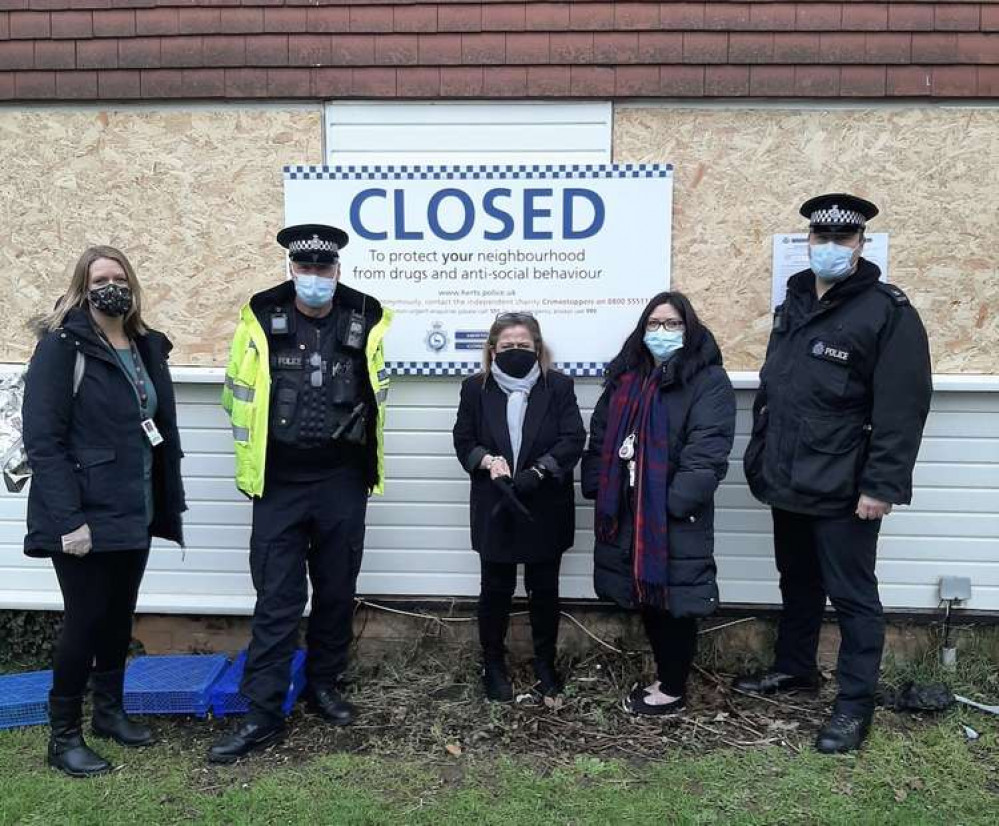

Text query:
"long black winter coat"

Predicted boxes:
[[743, 259, 932, 517], [23, 307, 186, 556], [581, 333, 736, 618], [453, 370, 586, 564]]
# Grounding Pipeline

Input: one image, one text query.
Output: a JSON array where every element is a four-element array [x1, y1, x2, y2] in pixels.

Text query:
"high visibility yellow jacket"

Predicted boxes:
[[221, 281, 392, 498]]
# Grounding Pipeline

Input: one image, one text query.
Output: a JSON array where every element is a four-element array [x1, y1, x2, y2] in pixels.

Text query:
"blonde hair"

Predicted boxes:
[[481, 313, 552, 376], [38, 245, 147, 336]]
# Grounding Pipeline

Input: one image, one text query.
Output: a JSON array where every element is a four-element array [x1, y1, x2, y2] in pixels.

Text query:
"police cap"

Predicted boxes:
[[799, 193, 878, 233], [276, 223, 349, 264]]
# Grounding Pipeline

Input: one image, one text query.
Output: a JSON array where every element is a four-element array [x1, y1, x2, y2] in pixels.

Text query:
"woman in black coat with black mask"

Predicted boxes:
[[22, 245, 186, 777], [581, 292, 735, 716], [453, 313, 586, 702]]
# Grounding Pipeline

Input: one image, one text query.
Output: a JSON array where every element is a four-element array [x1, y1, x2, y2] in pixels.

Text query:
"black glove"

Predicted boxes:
[[512, 465, 545, 497]]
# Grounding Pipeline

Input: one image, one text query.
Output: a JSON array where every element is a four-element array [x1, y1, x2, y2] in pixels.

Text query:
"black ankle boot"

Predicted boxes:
[[307, 684, 356, 726], [815, 711, 872, 754], [48, 695, 112, 778], [482, 658, 514, 703], [533, 657, 562, 698], [208, 715, 286, 764], [91, 669, 154, 747]]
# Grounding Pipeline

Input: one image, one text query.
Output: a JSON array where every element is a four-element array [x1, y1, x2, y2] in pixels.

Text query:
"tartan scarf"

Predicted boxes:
[[594, 370, 670, 609]]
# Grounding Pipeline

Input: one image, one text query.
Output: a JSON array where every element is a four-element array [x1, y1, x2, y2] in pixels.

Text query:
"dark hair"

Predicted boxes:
[[604, 291, 709, 384]]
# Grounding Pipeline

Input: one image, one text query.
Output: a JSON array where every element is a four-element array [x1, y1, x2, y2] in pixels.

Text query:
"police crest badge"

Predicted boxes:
[[425, 322, 448, 353]]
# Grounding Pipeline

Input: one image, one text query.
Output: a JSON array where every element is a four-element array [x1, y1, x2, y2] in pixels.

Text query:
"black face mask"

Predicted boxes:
[[89, 283, 132, 317], [494, 348, 538, 379]]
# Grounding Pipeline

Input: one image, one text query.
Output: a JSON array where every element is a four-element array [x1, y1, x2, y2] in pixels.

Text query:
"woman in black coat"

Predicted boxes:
[[581, 292, 735, 716], [22, 245, 186, 777], [453, 313, 586, 702]]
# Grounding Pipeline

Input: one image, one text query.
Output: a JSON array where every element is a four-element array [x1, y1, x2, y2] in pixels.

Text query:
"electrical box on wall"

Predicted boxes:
[[939, 577, 972, 602]]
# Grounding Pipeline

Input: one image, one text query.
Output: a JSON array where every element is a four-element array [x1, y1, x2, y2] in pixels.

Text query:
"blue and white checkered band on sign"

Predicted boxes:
[[284, 164, 673, 182], [384, 361, 608, 377], [289, 235, 339, 254], [810, 205, 866, 226]]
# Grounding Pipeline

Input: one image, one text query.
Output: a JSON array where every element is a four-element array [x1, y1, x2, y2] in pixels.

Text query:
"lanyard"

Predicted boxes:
[[100, 332, 150, 410], [123, 338, 150, 409]]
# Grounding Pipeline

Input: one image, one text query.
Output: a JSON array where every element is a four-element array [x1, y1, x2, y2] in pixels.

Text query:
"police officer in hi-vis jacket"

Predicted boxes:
[[736, 194, 932, 754], [209, 224, 392, 763]]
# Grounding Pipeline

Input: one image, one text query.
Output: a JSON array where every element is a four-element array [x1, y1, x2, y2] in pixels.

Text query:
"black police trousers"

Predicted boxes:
[[241, 465, 367, 721], [771, 507, 884, 717]]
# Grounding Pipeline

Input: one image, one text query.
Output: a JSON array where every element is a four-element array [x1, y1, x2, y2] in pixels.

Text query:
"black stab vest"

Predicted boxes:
[[266, 304, 369, 448]]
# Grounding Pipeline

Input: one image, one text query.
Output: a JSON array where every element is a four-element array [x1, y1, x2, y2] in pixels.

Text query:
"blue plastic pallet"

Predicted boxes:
[[123, 654, 228, 717], [0, 670, 53, 730], [211, 650, 307, 717]]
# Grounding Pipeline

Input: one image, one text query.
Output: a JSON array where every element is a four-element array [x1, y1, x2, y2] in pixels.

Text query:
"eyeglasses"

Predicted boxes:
[[495, 312, 536, 322], [646, 318, 685, 332]]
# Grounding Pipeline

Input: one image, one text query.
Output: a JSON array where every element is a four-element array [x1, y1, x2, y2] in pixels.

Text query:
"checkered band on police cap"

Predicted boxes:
[[288, 235, 339, 255], [800, 193, 878, 229], [809, 205, 867, 227]]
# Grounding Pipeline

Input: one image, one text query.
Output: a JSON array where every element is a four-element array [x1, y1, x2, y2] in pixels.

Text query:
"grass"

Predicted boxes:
[[2, 624, 997, 825], [0, 713, 997, 826]]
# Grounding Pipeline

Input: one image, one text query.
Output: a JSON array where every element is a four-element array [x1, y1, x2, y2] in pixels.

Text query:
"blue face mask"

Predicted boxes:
[[809, 242, 858, 282], [293, 273, 337, 308], [644, 329, 684, 362]]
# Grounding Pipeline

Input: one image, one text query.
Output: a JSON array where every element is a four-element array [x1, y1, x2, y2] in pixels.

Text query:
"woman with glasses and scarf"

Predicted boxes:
[[581, 293, 735, 716], [453, 313, 586, 702], [22, 246, 186, 776]]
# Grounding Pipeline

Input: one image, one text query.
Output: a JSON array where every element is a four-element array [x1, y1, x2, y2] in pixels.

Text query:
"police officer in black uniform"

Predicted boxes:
[[736, 194, 932, 753], [209, 224, 388, 762]]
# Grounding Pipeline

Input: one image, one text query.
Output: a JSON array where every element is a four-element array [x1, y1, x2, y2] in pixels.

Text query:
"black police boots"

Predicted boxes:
[[47, 694, 112, 778], [91, 669, 154, 747], [207, 715, 286, 764], [732, 670, 820, 695], [482, 657, 514, 703], [816, 712, 872, 754], [307, 685, 356, 726]]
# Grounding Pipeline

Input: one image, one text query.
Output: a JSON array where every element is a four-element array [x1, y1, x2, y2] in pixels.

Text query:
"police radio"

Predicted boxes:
[[343, 310, 365, 350]]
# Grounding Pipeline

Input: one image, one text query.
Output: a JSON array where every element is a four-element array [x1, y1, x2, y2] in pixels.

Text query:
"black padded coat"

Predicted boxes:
[[22, 308, 186, 556], [581, 333, 736, 617]]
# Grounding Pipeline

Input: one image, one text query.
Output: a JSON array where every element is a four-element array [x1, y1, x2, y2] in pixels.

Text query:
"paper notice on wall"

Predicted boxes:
[[771, 233, 889, 309]]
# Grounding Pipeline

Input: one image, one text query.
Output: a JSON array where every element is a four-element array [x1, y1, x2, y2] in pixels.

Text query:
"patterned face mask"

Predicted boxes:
[[89, 283, 133, 317]]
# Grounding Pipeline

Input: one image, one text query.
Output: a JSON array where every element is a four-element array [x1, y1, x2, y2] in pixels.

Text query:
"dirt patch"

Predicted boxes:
[[161, 639, 930, 793]]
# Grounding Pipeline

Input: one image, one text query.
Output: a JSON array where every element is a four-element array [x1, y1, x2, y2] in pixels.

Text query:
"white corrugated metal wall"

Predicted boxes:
[[2, 374, 997, 612], [1, 101, 996, 614]]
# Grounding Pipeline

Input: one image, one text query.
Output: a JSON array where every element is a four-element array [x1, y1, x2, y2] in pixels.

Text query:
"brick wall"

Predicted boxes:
[[1, 1, 996, 100]]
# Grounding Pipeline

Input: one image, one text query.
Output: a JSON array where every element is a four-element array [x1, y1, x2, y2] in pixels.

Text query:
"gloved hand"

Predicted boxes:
[[512, 466, 545, 498], [61, 523, 92, 557]]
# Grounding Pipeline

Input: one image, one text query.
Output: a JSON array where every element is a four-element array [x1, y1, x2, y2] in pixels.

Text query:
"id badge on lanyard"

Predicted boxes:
[[108, 336, 164, 447], [141, 418, 164, 446]]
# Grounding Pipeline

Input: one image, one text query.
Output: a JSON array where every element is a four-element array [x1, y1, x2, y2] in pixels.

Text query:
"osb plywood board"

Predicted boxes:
[[0, 107, 322, 365], [615, 106, 998, 374]]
